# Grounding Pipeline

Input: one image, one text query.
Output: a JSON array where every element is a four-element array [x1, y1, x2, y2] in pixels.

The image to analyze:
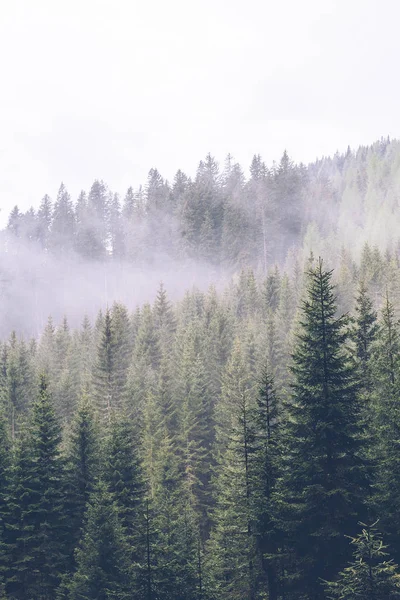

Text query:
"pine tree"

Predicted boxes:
[[324, 522, 400, 599], [36, 194, 52, 249], [153, 283, 176, 351], [278, 258, 368, 599], [104, 409, 145, 575], [5, 334, 35, 437], [7, 375, 67, 600], [351, 281, 378, 395], [109, 192, 125, 259], [177, 343, 212, 537], [50, 183, 75, 254], [7, 206, 22, 238], [86, 179, 108, 259], [252, 366, 281, 600], [68, 482, 134, 600], [0, 409, 11, 588], [92, 309, 114, 418], [110, 302, 132, 405], [207, 341, 257, 600], [372, 293, 400, 561], [263, 266, 281, 314], [150, 427, 200, 600], [64, 394, 101, 568]]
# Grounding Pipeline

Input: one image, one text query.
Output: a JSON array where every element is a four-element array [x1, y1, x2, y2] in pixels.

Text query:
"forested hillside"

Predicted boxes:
[[2, 136, 400, 336], [1, 252, 400, 598], [2, 139, 400, 599]]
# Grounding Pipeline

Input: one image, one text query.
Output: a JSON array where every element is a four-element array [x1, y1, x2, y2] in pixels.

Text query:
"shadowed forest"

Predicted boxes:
[[1, 140, 400, 599]]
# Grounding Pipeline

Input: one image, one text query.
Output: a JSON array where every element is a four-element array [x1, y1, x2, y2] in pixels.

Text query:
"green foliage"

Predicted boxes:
[[373, 294, 400, 561], [324, 522, 400, 599], [278, 259, 369, 599], [3, 249, 400, 599], [207, 341, 257, 600], [351, 281, 378, 394], [104, 408, 145, 570], [252, 367, 281, 600], [6, 375, 67, 600], [68, 482, 134, 600], [64, 394, 101, 567]]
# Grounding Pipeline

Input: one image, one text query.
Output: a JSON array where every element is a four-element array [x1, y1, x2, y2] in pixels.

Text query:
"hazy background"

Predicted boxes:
[[1, 0, 399, 225]]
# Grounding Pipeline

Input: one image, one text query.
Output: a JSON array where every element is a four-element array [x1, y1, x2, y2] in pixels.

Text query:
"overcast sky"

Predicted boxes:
[[0, 0, 399, 225]]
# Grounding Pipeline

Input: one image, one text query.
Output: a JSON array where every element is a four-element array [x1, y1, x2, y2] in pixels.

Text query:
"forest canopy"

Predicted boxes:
[[2, 139, 400, 599]]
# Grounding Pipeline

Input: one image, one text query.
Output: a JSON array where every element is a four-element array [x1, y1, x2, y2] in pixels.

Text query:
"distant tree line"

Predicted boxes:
[[4, 136, 400, 272]]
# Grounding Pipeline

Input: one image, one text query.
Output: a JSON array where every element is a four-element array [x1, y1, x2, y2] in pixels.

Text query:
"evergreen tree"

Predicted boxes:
[[0, 409, 11, 588], [104, 409, 145, 575], [278, 258, 368, 599], [252, 367, 281, 600], [7, 206, 22, 238], [324, 522, 400, 599], [64, 394, 100, 568], [109, 193, 125, 259], [5, 334, 35, 437], [373, 293, 400, 561], [7, 375, 67, 600], [207, 341, 257, 600], [351, 281, 378, 395], [50, 183, 75, 254], [150, 427, 200, 600], [36, 194, 52, 249], [92, 307, 113, 417], [68, 482, 134, 600], [153, 283, 176, 351]]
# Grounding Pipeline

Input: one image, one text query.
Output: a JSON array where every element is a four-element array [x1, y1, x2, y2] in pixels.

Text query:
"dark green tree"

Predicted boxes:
[[7, 375, 67, 600], [351, 281, 378, 395], [64, 394, 101, 568], [207, 341, 257, 600], [324, 522, 400, 599], [278, 258, 368, 599], [104, 408, 145, 579], [68, 482, 134, 600], [372, 293, 400, 561], [252, 366, 281, 600], [92, 308, 131, 418], [0, 409, 11, 589]]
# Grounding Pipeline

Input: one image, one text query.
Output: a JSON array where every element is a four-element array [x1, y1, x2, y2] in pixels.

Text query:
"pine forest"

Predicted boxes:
[[2, 140, 400, 599]]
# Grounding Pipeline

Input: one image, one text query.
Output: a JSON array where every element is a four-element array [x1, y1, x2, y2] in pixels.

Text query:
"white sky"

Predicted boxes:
[[0, 0, 399, 225]]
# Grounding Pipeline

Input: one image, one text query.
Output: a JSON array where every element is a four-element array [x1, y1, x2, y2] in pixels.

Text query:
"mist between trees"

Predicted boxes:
[[1, 256, 400, 599], [3, 138, 400, 599], [1, 136, 400, 337]]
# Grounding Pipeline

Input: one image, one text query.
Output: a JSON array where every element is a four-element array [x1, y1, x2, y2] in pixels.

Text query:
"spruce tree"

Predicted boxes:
[[372, 293, 400, 561], [150, 427, 200, 600], [324, 522, 400, 599], [0, 409, 11, 588], [252, 366, 281, 600], [278, 258, 368, 599], [207, 341, 257, 600], [68, 482, 134, 600], [351, 281, 378, 395], [104, 408, 146, 589], [5, 334, 35, 437], [64, 394, 101, 568], [92, 307, 131, 418], [7, 375, 67, 600]]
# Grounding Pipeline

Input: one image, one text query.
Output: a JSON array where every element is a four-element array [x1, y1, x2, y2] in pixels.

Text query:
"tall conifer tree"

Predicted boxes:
[[7, 376, 66, 600], [278, 259, 368, 599]]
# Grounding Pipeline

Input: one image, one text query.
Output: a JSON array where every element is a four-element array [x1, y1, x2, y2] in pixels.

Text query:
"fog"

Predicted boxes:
[[2, 137, 400, 338], [0, 233, 226, 338]]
